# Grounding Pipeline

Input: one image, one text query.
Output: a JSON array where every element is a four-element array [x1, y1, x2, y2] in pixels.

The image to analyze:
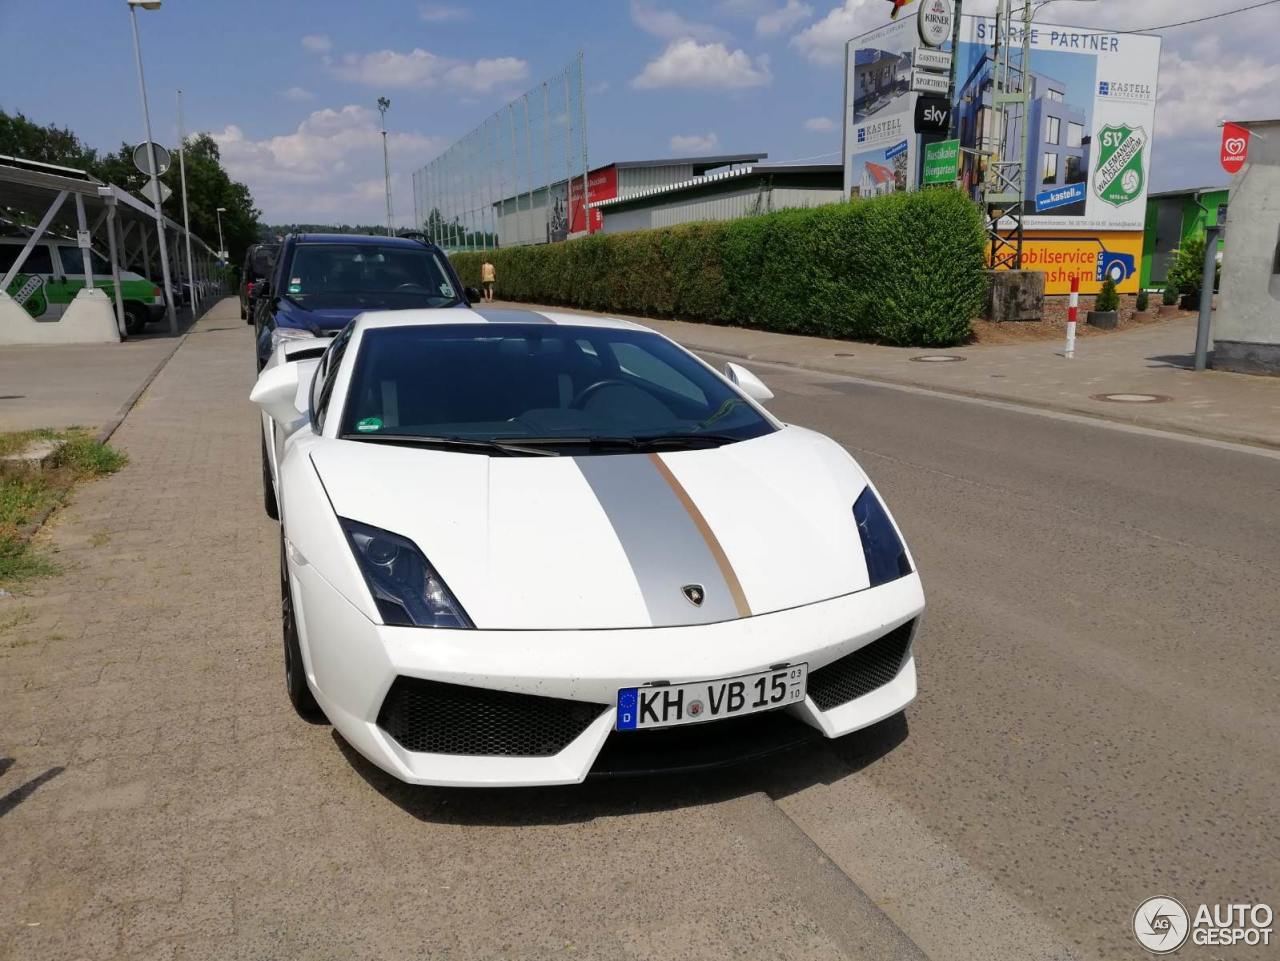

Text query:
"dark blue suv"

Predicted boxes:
[[253, 233, 473, 368]]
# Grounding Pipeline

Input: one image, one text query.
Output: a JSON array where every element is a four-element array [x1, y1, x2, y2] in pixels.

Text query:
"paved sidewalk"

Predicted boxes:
[[0, 304, 216, 435], [497, 302, 1280, 449], [0, 298, 934, 961]]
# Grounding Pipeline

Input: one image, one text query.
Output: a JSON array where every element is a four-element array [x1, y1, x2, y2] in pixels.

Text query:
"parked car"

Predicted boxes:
[[0, 235, 165, 335], [239, 243, 278, 323], [250, 309, 925, 786], [252, 233, 473, 368]]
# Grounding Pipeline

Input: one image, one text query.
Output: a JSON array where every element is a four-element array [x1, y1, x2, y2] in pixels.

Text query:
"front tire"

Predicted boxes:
[[261, 436, 279, 520], [281, 535, 324, 722], [123, 304, 147, 336]]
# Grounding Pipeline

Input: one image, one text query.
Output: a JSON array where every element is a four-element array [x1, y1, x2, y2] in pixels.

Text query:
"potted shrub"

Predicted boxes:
[[1159, 283, 1180, 316], [1133, 288, 1151, 318], [1087, 278, 1119, 329]]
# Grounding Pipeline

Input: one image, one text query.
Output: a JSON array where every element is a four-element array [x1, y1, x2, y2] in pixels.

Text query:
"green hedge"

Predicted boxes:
[[452, 188, 987, 347]]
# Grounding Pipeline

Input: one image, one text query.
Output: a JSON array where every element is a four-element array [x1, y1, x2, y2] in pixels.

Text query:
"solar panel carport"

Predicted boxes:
[[0, 155, 224, 344]]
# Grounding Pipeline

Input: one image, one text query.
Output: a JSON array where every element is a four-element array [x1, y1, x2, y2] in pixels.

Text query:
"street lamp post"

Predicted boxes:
[[215, 206, 227, 259], [126, 0, 178, 334], [377, 97, 394, 236]]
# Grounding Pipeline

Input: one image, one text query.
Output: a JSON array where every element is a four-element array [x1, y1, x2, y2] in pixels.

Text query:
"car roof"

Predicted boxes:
[[290, 232, 426, 247], [355, 307, 650, 334]]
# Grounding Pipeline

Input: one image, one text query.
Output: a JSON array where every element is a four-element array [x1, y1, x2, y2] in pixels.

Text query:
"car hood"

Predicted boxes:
[[275, 298, 363, 332], [310, 427, 875, 630]]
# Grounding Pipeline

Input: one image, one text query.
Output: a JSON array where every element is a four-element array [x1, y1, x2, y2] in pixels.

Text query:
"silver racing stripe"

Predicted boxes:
[[469, 307, 556, 325], [575, 454, 742, 626]]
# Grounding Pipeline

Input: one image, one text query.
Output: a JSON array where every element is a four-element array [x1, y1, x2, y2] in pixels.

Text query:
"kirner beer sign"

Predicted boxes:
[[917, 0, 953, 47]]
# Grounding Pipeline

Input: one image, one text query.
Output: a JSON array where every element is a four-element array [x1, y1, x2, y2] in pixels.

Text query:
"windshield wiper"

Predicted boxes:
[[340, 433, 559, 456], [492, 434, 740, 452]]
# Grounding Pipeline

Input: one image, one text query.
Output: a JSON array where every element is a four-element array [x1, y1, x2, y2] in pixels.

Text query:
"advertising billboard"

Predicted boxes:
[[998, 230, 1145, 294], [952, 17, 1161, 231], [568, 165, 618, 235], [843, 16, 921, 199]]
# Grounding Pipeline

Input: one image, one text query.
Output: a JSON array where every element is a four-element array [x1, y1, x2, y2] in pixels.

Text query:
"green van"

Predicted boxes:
[[0, 236, 165, 334]]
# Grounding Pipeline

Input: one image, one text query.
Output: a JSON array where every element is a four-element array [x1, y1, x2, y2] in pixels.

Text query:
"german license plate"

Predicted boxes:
[[616, 665, 807, 731]]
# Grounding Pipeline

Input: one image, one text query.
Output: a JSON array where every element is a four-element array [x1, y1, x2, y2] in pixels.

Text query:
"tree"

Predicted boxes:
[[0, 111, 100, 170]]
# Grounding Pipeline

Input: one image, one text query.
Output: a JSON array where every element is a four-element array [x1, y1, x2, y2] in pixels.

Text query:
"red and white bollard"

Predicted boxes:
[[1065, 276, 1079, 358]]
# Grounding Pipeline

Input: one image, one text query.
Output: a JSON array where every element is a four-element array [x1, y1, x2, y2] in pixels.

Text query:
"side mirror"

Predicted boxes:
[[464, 286, 482, 303], [250, 362, 304, 426], [256, 278, 272, 299], [724, 361, 774, 403]]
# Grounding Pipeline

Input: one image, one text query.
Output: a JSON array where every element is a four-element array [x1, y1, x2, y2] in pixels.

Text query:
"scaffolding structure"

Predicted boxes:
[[980, 0, 1033, 270]]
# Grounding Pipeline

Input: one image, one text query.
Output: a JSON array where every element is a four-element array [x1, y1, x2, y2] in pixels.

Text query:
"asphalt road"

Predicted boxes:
[[706, 353, 1280, 961], [4, 306, 1276, 961]]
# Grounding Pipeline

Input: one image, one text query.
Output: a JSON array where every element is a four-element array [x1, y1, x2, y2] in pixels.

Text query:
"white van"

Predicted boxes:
[[0, 236, 165, 334]]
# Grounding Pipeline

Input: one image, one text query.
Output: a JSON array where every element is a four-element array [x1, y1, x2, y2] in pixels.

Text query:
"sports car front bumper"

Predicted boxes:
[[289, 556, 924, 787]]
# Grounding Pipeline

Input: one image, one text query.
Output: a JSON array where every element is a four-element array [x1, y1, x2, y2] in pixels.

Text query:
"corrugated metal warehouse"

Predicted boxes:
[[493, 153, 768, 247], [590, 163, 844, 234]]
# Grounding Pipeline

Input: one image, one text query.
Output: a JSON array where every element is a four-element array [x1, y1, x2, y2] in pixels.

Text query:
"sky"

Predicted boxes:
[[1, 0, 1276, 226]]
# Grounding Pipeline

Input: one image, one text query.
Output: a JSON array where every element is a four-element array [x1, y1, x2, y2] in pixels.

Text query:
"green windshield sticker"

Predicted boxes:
[[355, 417, 383, 433]]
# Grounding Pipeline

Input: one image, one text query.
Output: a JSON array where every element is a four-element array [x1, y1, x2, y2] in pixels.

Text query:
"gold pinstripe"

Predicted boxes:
[[647, 453, 752, 618]]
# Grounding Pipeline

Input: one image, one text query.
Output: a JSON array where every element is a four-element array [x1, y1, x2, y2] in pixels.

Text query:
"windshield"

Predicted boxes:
[[283, 242, 460, 309], [338, 323, 775, 453]]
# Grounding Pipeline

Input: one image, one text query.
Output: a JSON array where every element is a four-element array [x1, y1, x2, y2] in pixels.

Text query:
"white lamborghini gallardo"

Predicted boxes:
[[251, 307, 924, 787]]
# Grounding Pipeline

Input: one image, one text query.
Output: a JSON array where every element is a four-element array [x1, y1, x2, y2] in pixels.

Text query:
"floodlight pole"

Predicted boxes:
[[128, 0, 178, 334], [378, 97, 394, 236], [177, 89, 199, 315]]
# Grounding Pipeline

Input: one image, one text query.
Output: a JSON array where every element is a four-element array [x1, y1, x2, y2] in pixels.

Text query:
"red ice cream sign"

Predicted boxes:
[[1220, 122, 1250, 174]]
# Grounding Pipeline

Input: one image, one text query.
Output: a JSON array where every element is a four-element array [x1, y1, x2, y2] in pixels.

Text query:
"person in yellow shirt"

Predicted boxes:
[[480, 260, 496, 302]]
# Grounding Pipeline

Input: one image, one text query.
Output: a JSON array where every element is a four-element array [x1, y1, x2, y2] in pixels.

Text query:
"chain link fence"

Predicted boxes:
[[411, 53, 589, 252]]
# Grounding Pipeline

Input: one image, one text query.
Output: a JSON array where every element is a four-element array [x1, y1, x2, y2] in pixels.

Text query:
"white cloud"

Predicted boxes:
[[444, 57, 530, 93], [670, 131, 720, 152], [281, 86, 315, 102], [789, 0, 873, 65], [631, 1, 728, 42], [331, 49, 529, 92], [757, 0, 812, 36], [803, 116, 836, 132], [632, 39, 772, 90], [419, 3, 469, 22], [213, 105, 443, 223], [300, 34, 332, 54]]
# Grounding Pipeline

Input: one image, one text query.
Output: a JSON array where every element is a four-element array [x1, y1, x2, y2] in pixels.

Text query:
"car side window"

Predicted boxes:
[[57, 246, 87, 276], [0, 245, 53, 274], [314, 327, 354, 430]]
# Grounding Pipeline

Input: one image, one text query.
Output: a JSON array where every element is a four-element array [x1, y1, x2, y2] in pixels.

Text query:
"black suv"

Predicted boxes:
[[253, 233, 474, 368], [240, 243, 278, 323]]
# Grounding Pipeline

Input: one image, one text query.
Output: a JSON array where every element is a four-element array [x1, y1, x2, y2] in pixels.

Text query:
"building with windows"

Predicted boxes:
[[852, 48, 911, 118], [859, 161, 896, 198], [954, 52, 1091, 210]]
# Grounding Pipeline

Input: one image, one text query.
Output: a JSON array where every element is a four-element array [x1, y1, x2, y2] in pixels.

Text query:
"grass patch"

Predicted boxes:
[[52, 434, 128, 476], [0, 428, 127, 588]]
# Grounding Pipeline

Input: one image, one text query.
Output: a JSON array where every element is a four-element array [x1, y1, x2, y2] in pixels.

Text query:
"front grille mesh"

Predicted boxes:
[[377, 677, 608, 757], [807, 620, 914, 712]]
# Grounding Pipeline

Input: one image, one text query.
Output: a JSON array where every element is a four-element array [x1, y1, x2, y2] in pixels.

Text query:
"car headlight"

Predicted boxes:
[[853, 487, 912, 588], [270, 326, 317, 349], [339, 518, 473, 628]]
